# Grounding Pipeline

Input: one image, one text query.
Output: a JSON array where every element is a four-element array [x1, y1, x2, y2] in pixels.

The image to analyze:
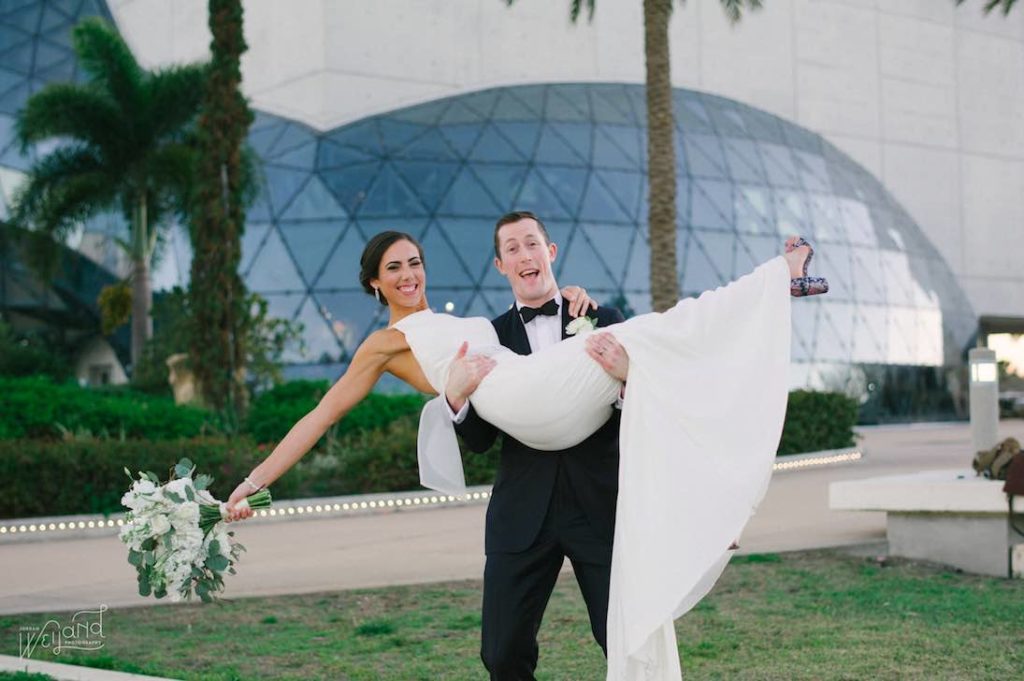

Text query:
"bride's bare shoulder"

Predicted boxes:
[[359, 327, 410, 357]]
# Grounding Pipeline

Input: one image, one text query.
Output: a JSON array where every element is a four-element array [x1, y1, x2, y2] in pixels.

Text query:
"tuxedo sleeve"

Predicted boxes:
[[454, 403, 500, 453]]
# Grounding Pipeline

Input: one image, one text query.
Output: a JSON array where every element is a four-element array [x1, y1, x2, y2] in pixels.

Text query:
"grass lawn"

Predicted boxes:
[[1, 549, 1021, 680]]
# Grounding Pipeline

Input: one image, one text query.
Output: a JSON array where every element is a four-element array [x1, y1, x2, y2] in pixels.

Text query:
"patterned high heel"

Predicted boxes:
[[787, 237, 829, 297]]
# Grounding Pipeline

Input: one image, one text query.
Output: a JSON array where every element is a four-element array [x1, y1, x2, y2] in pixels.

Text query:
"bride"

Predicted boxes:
[[226, 229, 825, 680]]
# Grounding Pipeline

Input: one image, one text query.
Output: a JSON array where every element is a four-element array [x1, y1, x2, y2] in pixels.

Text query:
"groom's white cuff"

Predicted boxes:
[[445, 398, 470, 424]]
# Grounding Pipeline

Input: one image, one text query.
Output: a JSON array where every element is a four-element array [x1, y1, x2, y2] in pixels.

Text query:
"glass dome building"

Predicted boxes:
[[243, 83, 975, 415]]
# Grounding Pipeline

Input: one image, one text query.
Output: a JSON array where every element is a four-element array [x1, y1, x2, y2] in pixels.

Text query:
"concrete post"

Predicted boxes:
[[969, 347, 999, 454]]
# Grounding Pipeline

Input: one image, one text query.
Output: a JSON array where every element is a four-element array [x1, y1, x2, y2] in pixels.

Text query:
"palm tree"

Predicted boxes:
[[13, 18, 206, 371], [505, 0, 761, 311]]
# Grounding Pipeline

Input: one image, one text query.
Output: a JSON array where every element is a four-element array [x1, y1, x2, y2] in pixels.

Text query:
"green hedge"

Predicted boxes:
[[777, 390, 858, 455], [245, 380, 428, 444], [0, 376, 219, 440]]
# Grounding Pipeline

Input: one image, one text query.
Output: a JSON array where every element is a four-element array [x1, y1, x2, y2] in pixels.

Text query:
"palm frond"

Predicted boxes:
[[143, 63, 209, 140], [955, 0, 1018, 15], [72, 18, 145, 117], [15, 82, 125, 154], [719, 0, 763, 24], [146, 142, 198, 220], [569, 0, 596, 23]]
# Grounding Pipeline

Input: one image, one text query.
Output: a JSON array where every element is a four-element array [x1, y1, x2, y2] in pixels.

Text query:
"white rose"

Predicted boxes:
[[149, 514, 171, 535], [134, 479, 157, 495], [164, 478, 194, 499]]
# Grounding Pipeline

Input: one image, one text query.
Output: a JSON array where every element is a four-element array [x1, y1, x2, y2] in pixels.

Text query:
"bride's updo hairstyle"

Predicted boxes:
[[359, 230, 426, 306]]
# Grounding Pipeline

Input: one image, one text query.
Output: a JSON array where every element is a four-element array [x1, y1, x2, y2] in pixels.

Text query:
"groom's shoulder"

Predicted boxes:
[[595, 305, 625, 326], [491, 306, 516, 329]]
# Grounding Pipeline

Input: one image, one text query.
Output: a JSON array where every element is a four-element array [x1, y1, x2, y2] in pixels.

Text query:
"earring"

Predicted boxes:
[[374, 287, 381, 303]]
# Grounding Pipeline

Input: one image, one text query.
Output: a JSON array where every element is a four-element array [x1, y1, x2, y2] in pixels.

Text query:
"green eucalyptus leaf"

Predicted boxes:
[[127, 549, 142, 567]]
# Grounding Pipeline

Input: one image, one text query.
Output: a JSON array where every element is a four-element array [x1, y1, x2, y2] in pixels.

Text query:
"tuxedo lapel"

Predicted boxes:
[[560, 300, 572, 340], [497, 307, 532, 356]]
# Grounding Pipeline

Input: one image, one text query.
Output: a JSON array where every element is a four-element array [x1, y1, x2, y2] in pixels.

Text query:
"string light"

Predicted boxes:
[[773, 451, 862, 472]]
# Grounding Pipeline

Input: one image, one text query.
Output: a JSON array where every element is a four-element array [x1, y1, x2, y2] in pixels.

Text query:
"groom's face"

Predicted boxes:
[[494, 218, 558, 307]]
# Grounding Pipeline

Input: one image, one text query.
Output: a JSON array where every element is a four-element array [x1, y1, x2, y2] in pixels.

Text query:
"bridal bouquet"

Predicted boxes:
[[119, 458, 271, 602]]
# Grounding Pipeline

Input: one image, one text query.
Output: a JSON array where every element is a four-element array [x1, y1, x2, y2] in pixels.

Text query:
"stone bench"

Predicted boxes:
[[829, 469, 1024, 577]]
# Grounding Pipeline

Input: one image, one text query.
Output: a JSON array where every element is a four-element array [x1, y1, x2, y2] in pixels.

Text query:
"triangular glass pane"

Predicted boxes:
[[789, 300, 817, 362], [0, 41, 35, 72], [438, 217, 499, 281], [4, 6, 40, 34], [556, 232, 612, 290], [681, 230, 731, 294], [325, 119, 380, 155], [356, 217, 431, 243], [272, 140, 316, 169], [623, 228, 649, 291], [437, 123, 481, 158], [492, 121, 541, 158], [263, 166, 312, 217], [260, 292, 306, 323], [516, 167, 575, 219], [0, 67, 21, 95], [293, 295, 342, 363], [735, 185, 774, 236], [390, 99, 447, 125], [853, 304, 888, 364], [682, 133, 727, 179], [462, 291, 496, 318], [34, 55, 75, 82], [690, 178, 733, 231], [773, 191, 811, 240], [850, 246, 885, 305], [268, 124, 315, 158], [491, 89, 542, 121], [590, 86, 635, 125], [240, 222, 271, 273], [245, 227, 306, 292], [248, 123, 286, 157], [439, 100, 485, 125], [316, 139, 376, 169], [315, 225, 367, 289], [469, 124, 525, 162], [278, 219, 345, 285], [723, 138, 765, 183], [806, 194, 844, 243], [794, 150, 830, 193], [535, 124, 587, 166], [593, 125, 639, 169], [580, 223, 633, 285], [393, 160, 460, 212], [314, 291, 383, 358], [33, 39, 68, 71], [359, 163, 426, 217], [40, 6, 70, 34], [437, 166, 502, 217], [545, 87, 590, 122], [418, 223, 475, 287], [592, 169, 643, 222], [279, 175, 346, 220], [549, 123, 592, 164], [247, 193, 272, 222], [320, 161, 383, 214], [534, 165, 588, 217], [760, 142, 800, 188], [392, 127, 460, 161], [472, 164, 528, 211], [459, 89, 501, 119], [377, 119, 427, 154], [674, 96, 714, 134], [814, 243, 853, 302]]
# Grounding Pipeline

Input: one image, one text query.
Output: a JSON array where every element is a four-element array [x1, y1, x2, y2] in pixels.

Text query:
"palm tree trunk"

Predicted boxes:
[[130, 194, 152, 372], [643, 0, 680, 312]]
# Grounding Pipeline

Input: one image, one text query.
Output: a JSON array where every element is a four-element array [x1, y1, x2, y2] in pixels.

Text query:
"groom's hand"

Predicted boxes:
[[445, 341, 496, 413], [560, 286, 598, 318], [586, 333, 629, 382]]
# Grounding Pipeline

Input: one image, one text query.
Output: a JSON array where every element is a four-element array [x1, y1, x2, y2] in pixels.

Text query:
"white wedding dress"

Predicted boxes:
[[394, 257, 792, 680]]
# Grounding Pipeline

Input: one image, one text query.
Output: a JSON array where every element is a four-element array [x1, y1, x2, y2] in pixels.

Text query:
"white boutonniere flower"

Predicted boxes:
[[565, 316, 598, 336]]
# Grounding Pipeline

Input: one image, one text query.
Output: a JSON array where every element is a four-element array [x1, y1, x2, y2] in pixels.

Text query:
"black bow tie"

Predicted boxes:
[[519, 299, 559, 324]]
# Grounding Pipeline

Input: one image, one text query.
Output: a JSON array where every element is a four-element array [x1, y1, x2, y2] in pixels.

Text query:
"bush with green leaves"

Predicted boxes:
[[0, 376, 219, 440], [0, 320, 73, 381], [778, 390, 858, 455]]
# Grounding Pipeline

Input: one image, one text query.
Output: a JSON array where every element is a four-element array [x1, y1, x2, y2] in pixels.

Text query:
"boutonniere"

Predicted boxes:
[[565, 316, 598, 336]]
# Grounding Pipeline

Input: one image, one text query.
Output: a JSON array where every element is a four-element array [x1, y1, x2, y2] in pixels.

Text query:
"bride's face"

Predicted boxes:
[[372, 239, 426, 309]]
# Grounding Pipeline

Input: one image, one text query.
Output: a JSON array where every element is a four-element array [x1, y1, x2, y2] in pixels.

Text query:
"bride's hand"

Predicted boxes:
[[225, 483, 256, 523], [561, 286, 598, 318]]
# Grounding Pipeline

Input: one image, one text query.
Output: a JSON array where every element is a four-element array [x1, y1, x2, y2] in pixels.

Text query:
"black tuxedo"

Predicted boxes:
[[456, 301, 623, 680]]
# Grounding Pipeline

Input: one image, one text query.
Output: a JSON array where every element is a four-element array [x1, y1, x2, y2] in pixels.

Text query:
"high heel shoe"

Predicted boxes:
[[788, 237, 829, 297]]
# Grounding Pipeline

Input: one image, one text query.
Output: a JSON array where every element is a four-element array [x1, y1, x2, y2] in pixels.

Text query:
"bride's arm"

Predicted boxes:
[[224, 332, 398, 519]]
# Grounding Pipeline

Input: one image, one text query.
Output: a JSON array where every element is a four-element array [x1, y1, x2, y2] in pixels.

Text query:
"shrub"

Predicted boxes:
[[778, 390, 858, 455], [0, 320, 73, 381], [245, 381, 428, 445], [0, 376, 219, 440]]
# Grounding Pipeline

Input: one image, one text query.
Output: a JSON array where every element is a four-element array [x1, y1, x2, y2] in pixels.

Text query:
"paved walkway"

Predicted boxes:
[[2, 421, 1021, 619]]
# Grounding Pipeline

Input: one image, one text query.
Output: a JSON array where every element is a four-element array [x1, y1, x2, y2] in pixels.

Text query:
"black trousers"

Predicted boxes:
[[480, 464, 613, 681]]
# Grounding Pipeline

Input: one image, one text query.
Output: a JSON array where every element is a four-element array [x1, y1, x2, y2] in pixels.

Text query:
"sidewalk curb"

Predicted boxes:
[[0, 655, 179, 681]]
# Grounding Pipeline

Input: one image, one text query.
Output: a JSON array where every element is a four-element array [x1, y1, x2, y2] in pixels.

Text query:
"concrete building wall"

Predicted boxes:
[[108, 0, 1024, 320]]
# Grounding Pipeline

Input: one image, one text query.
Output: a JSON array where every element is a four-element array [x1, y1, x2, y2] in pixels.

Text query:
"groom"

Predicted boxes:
[[445, 211, 629, 680]]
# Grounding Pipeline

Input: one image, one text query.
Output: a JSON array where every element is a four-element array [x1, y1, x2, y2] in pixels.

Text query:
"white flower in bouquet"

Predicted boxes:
[[119, 458, 271, 602]]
